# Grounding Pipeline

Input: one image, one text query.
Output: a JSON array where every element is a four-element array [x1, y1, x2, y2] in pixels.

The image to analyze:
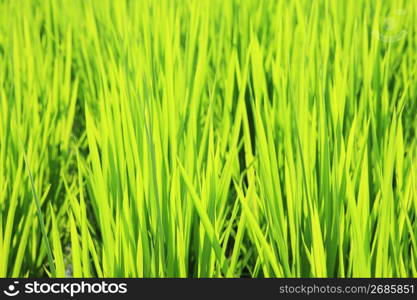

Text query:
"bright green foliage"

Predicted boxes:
[[0, 0, 417, 278]]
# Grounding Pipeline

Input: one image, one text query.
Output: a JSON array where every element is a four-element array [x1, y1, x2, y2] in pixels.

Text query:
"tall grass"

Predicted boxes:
[[0, 0, 417, 278]]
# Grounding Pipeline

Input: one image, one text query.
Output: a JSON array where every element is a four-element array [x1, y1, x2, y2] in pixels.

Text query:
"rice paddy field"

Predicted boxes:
[[0, 0, 417, 278]]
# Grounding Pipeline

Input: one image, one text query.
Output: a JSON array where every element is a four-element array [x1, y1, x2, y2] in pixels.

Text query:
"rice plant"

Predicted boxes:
[[0, 0, 416, 278]]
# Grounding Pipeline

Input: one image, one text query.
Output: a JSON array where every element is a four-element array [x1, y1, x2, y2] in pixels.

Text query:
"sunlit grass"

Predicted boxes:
[[0, 0, 416, 278]]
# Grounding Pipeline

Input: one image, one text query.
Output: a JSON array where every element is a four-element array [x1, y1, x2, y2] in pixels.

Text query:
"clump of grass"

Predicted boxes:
[[0, 0, 417, 278]]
